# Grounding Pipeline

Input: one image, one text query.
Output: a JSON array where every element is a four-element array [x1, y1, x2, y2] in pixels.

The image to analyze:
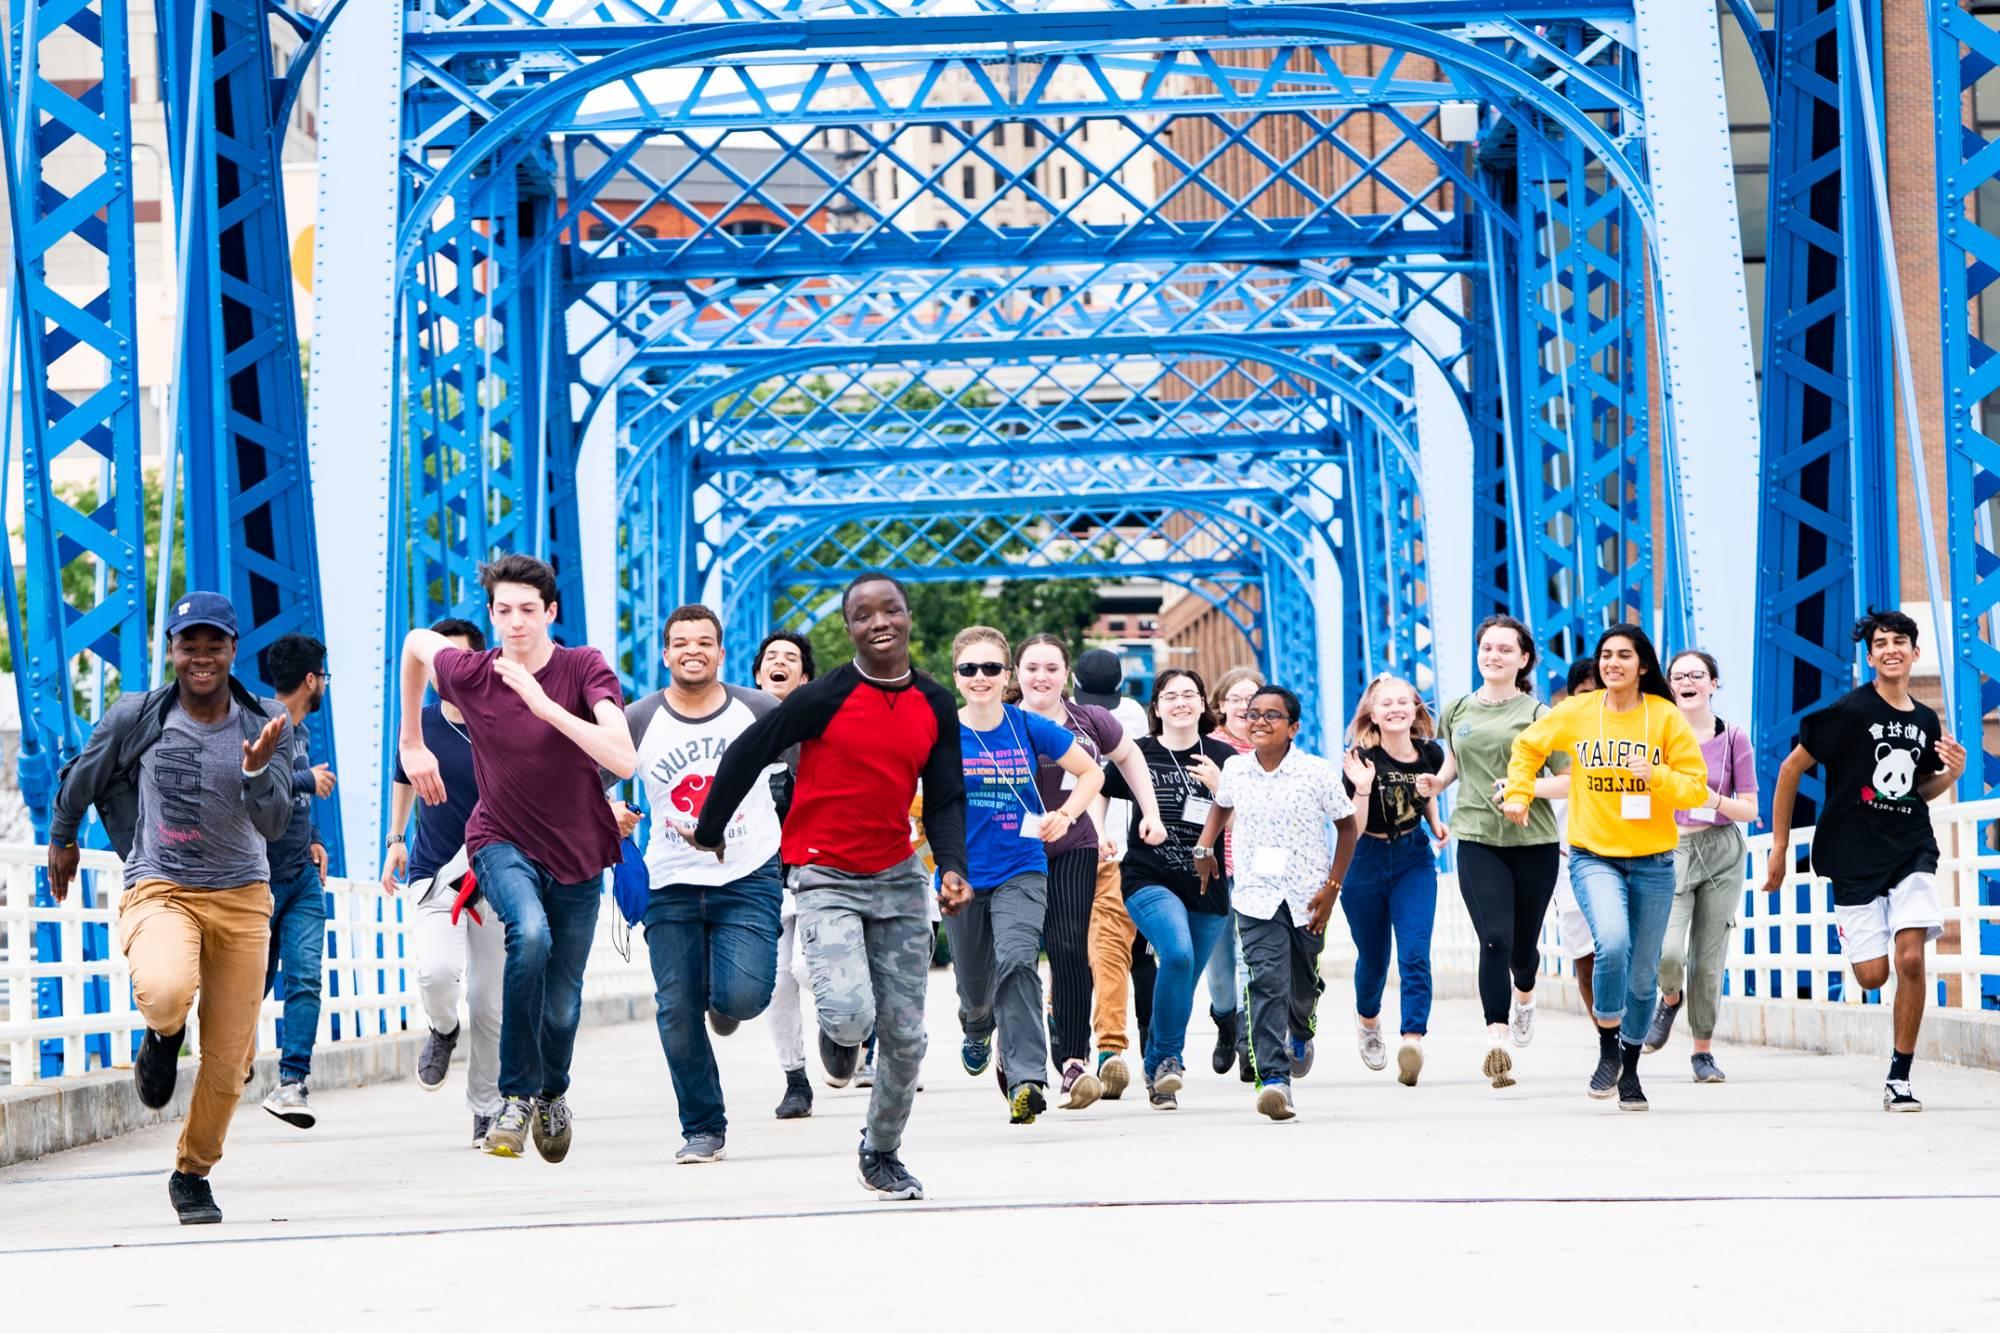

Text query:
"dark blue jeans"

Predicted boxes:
[[640, 858, 784, 1138], [263, 861, 326, 1085], [1123, 885, 1230, 1081], [1339, 832, 1437, 1036], [471, 842, 602, 1101]]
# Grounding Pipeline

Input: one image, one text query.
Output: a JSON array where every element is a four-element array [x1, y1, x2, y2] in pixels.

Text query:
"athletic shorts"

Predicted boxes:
[[1552, 859, 1594, 961], [1834, 873, 1944, 965]]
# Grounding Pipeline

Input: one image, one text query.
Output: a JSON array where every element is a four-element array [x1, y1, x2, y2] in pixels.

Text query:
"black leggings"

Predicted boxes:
[[1455, 840, 1561, 1026], [1042, 846, 1097, 1064]]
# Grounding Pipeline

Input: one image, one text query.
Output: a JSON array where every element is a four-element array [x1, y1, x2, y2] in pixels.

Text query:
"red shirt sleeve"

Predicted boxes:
[[575, 646, 625, 714], [432, 646, 475, 706]]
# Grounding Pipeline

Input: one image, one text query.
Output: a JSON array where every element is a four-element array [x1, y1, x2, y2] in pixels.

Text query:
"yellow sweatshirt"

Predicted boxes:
[[1504, 692, 1710, 858]]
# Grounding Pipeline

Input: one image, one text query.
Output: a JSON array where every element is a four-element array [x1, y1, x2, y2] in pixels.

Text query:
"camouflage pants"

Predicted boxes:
[[791, 854, 934, 1152]]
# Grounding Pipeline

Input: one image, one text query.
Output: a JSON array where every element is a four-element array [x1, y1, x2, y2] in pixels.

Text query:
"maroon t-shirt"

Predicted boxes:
[[1032, 700, 1124, 857], [433, 644, 625, 885]]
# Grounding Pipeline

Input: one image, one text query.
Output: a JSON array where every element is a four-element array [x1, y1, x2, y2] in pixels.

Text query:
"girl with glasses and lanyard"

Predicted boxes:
[[945, 627, 1105, 1126]]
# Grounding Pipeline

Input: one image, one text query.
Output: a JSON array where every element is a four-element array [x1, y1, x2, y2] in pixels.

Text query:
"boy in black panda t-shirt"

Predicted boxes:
[[1765, 609, 1966, 1111]]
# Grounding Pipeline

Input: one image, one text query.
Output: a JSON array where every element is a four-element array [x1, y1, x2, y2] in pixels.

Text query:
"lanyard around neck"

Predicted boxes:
[[969, 708, 1048, 817]]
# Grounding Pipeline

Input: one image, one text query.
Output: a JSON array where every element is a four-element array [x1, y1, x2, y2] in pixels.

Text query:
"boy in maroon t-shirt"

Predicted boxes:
[[397, 554, 636, 1160]]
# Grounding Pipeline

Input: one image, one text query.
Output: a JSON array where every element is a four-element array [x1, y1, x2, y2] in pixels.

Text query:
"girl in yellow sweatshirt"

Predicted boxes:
[[1502, 624, 1713, 1111]]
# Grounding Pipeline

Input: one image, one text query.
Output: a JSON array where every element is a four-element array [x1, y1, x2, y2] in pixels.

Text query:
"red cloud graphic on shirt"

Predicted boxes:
[[670, 772, 712, 818]]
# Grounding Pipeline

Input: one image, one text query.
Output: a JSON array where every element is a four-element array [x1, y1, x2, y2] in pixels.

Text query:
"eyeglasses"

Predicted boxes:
[[1244, 708, 1293, 723], [1224, 695, 1257, 709], [955, 662, 1006, 678], [1667, 671, 1710, 684], [1156, 690, 1202, 704]]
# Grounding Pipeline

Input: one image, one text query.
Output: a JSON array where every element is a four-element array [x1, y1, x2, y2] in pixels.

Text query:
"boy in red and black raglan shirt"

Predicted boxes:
[[692, 574, 967, 1201]]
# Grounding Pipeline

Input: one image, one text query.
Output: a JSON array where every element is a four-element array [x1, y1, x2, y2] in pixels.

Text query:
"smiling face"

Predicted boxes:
[[171, 627, 236, 704], [1667, 653, 1717, 715], [1369, 681, 1418, 733], [664, 615, 721, 691], [756, 640, 806, 700], [1221, 678, 1260, 741], [1596, 634, 1643, 693], [1867, 628, 1919, 684], [1246, 690, 1300, 756], [488, 581, 556, 657], [843, 580, 911, 667], [1477, 625, 1529, 688], [1153, 673, 1205, 733], [1016, 642, 1068, 709], [954, 638, 1010, 708]]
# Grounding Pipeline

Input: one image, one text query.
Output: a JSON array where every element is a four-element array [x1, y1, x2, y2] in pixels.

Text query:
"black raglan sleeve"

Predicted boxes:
[[916, 677, 968, 881], [693, 669, 851, 848]]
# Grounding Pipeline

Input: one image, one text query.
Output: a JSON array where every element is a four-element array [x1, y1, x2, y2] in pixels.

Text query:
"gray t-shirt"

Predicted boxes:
[[124, 701, 277, 890]]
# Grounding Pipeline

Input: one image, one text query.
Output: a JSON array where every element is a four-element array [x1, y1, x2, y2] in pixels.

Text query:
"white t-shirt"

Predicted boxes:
[[1098, 697, 1148, 856], [630, 685, 782, 888]]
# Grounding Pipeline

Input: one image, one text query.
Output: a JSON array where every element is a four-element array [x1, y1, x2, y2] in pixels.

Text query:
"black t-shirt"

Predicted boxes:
[[1342, 739, 1445, 838], [1102, 734, 1236, 915], [391, 704, 480, 881], [1798, 685, 1944, 906]]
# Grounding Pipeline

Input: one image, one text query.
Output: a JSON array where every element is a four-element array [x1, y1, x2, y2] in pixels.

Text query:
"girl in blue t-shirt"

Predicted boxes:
[[945, 625, 1104, 1126]]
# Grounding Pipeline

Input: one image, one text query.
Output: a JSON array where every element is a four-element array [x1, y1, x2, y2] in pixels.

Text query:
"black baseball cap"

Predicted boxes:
[[1073, 648, 1124, 709], [166, 591, 238, 639]]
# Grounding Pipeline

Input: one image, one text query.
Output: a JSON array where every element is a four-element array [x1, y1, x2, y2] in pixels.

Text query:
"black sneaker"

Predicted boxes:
[[775, 1068, 813, 1120], [1588, 1048, 1620, 1100], [135, 1027, 183, 1109], [531, 1095, 574, 1163], [857, 1133, 924, 1201], [708, 1008, 740, 1038], [1642, 997, 1681, 1054], [1211, 1008, 1238, 1075], [1008, 1082, 1048, 1125], [471, 1114, 493, 1149], [1617, 1070, 1649, 1112], [1238, 1044, 1257, 1084], [168, 1170, 221, 1225], [820, 1031, 861, 1088], [1883, 1079, 1923, 1112], [417, 1025, 458, 1091]]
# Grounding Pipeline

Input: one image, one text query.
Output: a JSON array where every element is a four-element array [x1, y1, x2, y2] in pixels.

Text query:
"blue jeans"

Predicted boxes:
[[471, 842, 602, 1101], [1203, 922, 1239, 1017], [263, 861, 326, 1084], [1339, 833, 1437, 1036], [1570, 848, 1679, 1044], [1123, 886, 1230, 1080], [640, 858, 784, 1138]]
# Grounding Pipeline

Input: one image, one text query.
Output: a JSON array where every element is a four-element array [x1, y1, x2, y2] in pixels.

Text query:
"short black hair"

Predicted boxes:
[[265, 633, 327, 693], [430, 616, 486, 651], [665, 604, 723, 639], [1565, 658, 1599, 695], [1251, 685, 1301, 723], [478, 552, 559, 608], [754, 630, 817, 682], [1853, 607, 1920, 648], [841, 571, 909, 616]]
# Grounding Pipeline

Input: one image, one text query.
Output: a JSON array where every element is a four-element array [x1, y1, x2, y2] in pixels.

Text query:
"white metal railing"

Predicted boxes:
[[1432, 799, 2000, 1013], [0, 843, 654, 1087]]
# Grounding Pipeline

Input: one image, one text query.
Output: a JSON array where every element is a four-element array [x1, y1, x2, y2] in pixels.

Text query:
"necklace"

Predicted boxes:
[[855, 661, 912, 686]]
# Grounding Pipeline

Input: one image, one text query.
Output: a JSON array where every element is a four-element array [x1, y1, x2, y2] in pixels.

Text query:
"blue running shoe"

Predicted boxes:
[[962, 1036, 992, 1077], [1290, 1036, 1315, 1078]]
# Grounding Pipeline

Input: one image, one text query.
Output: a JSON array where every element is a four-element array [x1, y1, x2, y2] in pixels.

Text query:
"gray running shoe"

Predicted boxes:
[[1289, 1036, 1315, 1078], [1883, 1079, 1922, 1112], [1255, 1081, 1297, 1122], [1096, 1051, 1130, 1100], [417, 1025, 458, 1091], [1643, 997, 1681, 1054], [1356, 1021, 1388, 1072], [1147, 1086, 1179, 1111], [857, 1139, 924, 1201], [1690, 1052, 1727, 1083], [855, 1050, 876, 1088], [531, 1095, 574, 1163], [483, 1096, 533, 1157], [1588, 1047, 1620, 1100], [1151, 1057, 1185, 1097], [471, 1113, 493, 1149], [1509, 998, 1536, 1047], [262, 1080, 316, 1129], [676, 1132, 727, 1164]]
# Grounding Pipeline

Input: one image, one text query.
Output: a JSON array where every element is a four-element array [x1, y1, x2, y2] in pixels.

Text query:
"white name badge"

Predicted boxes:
[[1060, 770, 1079, 791], [1181, 796, 1214, 826], [1684, 805, 1719, 824], [1620, 793, 1652, 821], [1019, 813, 1046, 840], [1251, 845, 1290, 876]]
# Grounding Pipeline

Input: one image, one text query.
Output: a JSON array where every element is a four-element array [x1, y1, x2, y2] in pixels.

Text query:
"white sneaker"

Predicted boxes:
[[1509, 999, 1536, 1047], [1356, 1021, 1388, 1072], [262, 1080, 315, 1129]]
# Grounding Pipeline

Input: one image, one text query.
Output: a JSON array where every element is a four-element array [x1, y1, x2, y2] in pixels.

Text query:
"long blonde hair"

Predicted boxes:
[[1346, 674, 1436, 748]]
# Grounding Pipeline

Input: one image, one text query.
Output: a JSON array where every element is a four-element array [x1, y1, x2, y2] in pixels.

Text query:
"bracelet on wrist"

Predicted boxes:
[[386, 834, 406, 846]]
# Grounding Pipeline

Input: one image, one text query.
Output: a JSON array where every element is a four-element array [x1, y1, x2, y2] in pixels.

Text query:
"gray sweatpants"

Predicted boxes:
[[792, 854, 934, 1153], [1237, 903, 1325, 1085], [1659, 821, 1746, 1041], [943, 872, 1049, 1091]]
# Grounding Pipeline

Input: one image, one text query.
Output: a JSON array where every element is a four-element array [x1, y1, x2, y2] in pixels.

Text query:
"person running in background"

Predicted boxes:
[[1548, 659, 1601, 1017], [1194, 686, 1358, 1122], [1073, 648, 1151, 1100], [397, 554, 635, 1160], [383, 617, 503, 1148], [1426, 616, 1566, 1090], [257, 633, 335, 1130], [1644, 650, 1759, 1083], [1012, 635, 1164, 1111], [1763, 609, 1965, 1111], [47, 591, 292, 1225], [621, 605, 785, 1166], [1204, 666, 1264, 1080], [691, 573, 969, 1201], [752, 630, 821, 1120], [1505, 624, 1712, 1112], [946, 627, 1104, 1125], [1339, 675, 1444, 1088], [1099, 669, 1236, 1109]]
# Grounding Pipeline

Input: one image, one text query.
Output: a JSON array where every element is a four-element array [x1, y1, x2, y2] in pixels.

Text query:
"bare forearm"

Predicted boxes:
[[1330, 813, 1359, 881], [398, 633, 442, 744], [387, 783, 416, 838]]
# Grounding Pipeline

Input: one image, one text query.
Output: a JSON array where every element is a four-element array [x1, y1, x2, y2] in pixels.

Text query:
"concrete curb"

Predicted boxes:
[[0, 992, 652, 1167]]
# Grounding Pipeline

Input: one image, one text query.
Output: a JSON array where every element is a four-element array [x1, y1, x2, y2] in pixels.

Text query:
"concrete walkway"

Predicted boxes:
[[4, 971, 1997, 1329]]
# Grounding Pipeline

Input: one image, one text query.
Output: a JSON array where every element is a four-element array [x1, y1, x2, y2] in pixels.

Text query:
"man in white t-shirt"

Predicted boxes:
[[616, 605, 784, 1166]]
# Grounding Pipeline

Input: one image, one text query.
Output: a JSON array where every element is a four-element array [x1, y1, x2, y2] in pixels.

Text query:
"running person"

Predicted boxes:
[[1644, 650, 1759, 1083], [946, 627, 1105, 1124], [691, 573, 969, 1201], [1505, 624, 1712, 1111], [1098, 669, 1236, 1109], [1194, 686, 1359, 1122], [383, 617, 505, 1148], [1548, 659, 1601, 1016], [1012, 634, 1164, 1109], [1203, 666, 1264, 1078], [47, 591, 293, 1225], [1427, 616, 1567, 1089], [753, 630, 821, 1120], [1074, 649, 1152, 1100], [623, 605, 785, 1166], [1763, 609, 1965, 1111], [1339, 675, 1445, 1087], [397, 554, 636, 1160]]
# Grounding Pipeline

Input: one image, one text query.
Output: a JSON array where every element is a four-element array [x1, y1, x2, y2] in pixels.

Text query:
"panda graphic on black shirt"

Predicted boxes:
[[1860, 721, 1926, 811]]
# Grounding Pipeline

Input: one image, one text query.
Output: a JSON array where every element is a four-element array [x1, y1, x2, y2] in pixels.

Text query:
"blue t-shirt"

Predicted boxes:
[[960, 704, 1075, 892], [392, 704, 480, 881]]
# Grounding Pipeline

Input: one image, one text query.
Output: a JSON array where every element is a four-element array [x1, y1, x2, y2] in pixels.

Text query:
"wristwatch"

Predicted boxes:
[[1192, 845, 1215, 861], [386, 833, 406, 846]]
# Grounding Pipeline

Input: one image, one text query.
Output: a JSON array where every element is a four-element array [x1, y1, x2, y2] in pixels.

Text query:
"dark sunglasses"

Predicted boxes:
[[955, 662, 1007, 678]]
